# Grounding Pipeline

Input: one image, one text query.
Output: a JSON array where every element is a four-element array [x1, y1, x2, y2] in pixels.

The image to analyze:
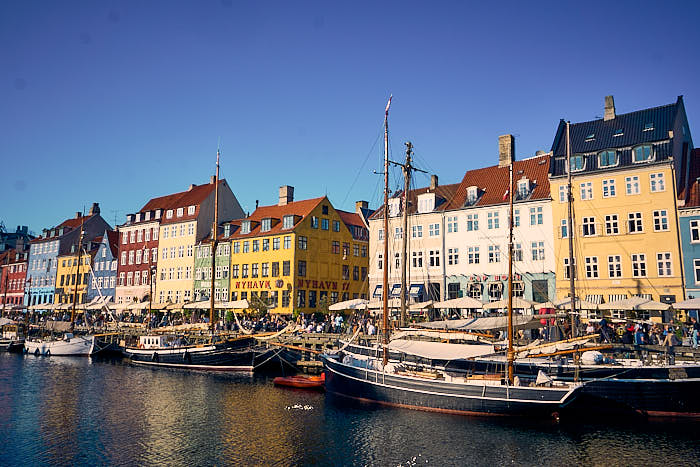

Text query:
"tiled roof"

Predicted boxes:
[[682, 148, 700, 208], [369, 183, 460, 220], [444, 154, 551, 211], [138, 180, 224, 225], [105, 230, 120, 257], [227, 197, 325, 239], [337, 210, 365, 228], [30, 213, 94, 244]]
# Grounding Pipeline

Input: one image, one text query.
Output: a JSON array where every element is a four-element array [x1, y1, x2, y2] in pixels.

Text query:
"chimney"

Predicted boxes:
[[210, 175, 216, 184], [89, 202, 100, 215], [430, 175, 439, 190], [498, 134, 515, 167], [604, 95, 616, 121], [279, 186, 294, 206], [75, 211, 82, 219], [355, 200, 368, 214], [255, 200, 259, 210]]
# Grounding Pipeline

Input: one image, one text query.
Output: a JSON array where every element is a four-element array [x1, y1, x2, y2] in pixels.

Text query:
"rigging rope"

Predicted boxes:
[[327, 325, 363, 354]]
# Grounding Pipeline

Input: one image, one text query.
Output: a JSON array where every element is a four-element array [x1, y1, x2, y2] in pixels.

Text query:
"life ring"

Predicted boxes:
[[152, 352, 159, 363]]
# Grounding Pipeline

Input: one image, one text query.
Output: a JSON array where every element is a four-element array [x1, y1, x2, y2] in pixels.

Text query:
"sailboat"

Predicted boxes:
[[320, 99, 582, 417], [24, 221, 98, 356], [121, 148, 270, 371]]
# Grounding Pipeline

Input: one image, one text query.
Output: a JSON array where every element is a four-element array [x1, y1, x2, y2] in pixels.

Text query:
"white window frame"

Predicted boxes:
[[602, 179, 616, 198], [650, 173, 666, 193], [653, 210, 669, 232], [657, 252, 672, 277], [607, 255, 622, 278], [580, 182, 593, 201], [625, 176, 640, 195], [631, 253, 647, 278], [585, 256, 599, 278], [605, 214, 619, 235]]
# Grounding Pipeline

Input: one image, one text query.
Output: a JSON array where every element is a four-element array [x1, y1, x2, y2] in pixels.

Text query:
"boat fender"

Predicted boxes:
[[152, 352, 159, 363], [45, 350, 50, 357]]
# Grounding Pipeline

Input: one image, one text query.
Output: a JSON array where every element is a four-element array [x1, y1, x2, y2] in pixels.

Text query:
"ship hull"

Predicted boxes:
[[24, 335, 95, 356]]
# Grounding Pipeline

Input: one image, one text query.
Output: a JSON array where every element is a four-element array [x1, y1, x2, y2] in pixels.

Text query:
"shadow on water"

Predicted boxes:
[[1, 353, 699, 467]]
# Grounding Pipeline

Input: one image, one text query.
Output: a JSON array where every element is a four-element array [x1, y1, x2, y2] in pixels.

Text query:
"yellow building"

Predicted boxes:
[[227, 186, 370, 315], [549, 96, 693, 320], [154, 178, 245, 305], [54, 249, 94, 305]]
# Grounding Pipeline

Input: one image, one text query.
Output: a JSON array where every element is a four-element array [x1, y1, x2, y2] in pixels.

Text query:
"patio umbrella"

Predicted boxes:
[[328, 298, 369, 311], [598, 296, 670, 311], [482, 297, 535, 310], [432, 296, 483, 309], [672, 297, 700, 309], [552, 297, 600, 310]]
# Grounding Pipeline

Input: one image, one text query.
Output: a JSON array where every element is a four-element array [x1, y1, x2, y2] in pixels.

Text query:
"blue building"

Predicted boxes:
[[86, 230, 119, 303], [25, 203, 111, 308], [679, 148, 700, 300]]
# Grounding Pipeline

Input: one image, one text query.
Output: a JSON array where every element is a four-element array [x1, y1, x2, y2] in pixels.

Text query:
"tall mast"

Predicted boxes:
[[70, 217, 85, 332], [506, 161, 515, 384], [1, 254, 8, 318], [382, 96, 391, 366], [566, 121, 577, 338], [210, 147, 220, 336], [399, 142, 412, 328]]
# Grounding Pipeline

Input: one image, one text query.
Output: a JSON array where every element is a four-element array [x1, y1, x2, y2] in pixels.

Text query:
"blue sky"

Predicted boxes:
[[1, 0, 699, 234]]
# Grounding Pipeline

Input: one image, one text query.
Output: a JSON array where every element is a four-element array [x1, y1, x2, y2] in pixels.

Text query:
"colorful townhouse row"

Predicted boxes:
[[1, 95, 697, 321]]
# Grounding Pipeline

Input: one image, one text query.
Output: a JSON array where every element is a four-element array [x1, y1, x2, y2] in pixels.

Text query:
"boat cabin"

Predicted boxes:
[[2, 324, 23, 340], [139, 335, 169, 349]]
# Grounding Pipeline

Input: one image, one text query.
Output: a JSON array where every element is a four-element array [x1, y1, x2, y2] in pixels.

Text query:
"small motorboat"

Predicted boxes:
[[273, 373, 325, 390]]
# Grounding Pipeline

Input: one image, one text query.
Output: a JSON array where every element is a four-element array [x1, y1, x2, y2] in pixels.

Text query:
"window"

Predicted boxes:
[[353, 266, 359, 281], [143, 249, 149, 263], [137, 229, 143, 242], [657, 252, 672, 277], [161, 248, 167, 260], [188, 205, 195, 215], [412, 225, 423, 238], [694, 259, 700, 284], [252, 240, 259, 252], [261, 218, 271, 232], [361, 245, 367, 257], [447, 216, 458, 233], [580, 182, 593, 200], [176, 207, 183, 217], [262, 238, 269, 251], [448, 248, 459, 265], [321, 218, 329, 230], [394, 227, 403, 239], [643, 122, 654, 132], [467, 186, 479, 205], [513, 243, 522, 262], [333, 220, 340, 232], [563, 257, 576, 279], [531, 241, 545, 261], [240, 221, 251, 234], [429, 250, 440, 267], [378, 229, 384, 241], [118, 272, 125, 286], [282, 261, 290, 276], [412, 251, 423, 268], [650, 173, 665, 192], [570, 155, 584, 172], [628, 212, 643, 233], [298, 260, 306, 277], [488, 245, 500, 263], [272, 237, 280, 250], [602, 179, 616, 198], [467, 214, 479, 231], [560, 219, 569, 238], [690, 220, 700, 243], [128, 251, 134, 265], [653, 210, 669, 231], [162, 228, 169, 239], [171, 226, 177, 238], [394, 253, 400, 269], [559, 185, 569, 203], [251, 263, 259, 278], [353, 244, 360, 256], [585, 257, 599, 278], [625, 176, 640, 195], [121, 252, 127, 265], [517, 179, 530, 199], [487, 211, 499, 229], [310, 216, 318, 229], [342, 265, 350, 280], [144, 228, 151, 242], [283, 215, 294, 229], [135, 250, 142, 264], [598, 150, 617, 167], [377, 254, 383, 270], [153, 228, 158, 240], [331, 240, 339, 253], [283, 236, 291, 249], [529, 206, 543, 225], [130, 231, 136, 243], [429, 223, 440, 236], [632, 254, 647, 277], [178, 245, 184, 258], [271, 262, 279, 277], [514, 209, 520, 227], [122, 232, 128, 244], [633, 144, 653, 162], [241, 264, 249, 278], [605, 215, 619, 235], [582, 217, 597, 237], [261, 262, 269, 277], [468, 247, 480, 265]]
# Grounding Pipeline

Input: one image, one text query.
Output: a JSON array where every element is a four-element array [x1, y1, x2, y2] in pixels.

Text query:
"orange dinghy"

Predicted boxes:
[[273, 373, 325, 390]]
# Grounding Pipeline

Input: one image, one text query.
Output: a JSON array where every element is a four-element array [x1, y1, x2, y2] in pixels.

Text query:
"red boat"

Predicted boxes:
[[273, 373, 325, 390]]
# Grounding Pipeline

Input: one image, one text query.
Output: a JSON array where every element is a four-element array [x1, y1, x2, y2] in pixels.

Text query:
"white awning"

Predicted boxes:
[[598, 296, 670, 311], [328, 298, 369, 311], [482, 297, 534, 310], [387, 339, 495, 360], [432, 296, 483, 309], [553, 297, 600, 310], [672, 297, 700, 309]]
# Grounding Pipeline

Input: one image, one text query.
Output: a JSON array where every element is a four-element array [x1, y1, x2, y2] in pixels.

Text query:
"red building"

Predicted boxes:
[[0, 249, 29, 310]]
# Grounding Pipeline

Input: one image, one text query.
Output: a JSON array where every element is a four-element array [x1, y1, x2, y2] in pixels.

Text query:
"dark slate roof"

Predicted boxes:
[[681, 148, 700, 208], [549, 97, 682, 177]]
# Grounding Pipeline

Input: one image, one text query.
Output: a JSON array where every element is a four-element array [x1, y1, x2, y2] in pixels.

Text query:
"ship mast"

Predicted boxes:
[[382, 96, 391, 366], [506, 161, 515, 384], [399, 143, 412, 328], [70, 217, 85, 332], [209, 148, 220, 336], [566, 121, 577, 338]]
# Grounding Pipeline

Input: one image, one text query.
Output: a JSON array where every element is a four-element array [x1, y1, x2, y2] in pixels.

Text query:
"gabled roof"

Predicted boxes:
[[105, 230, 120, 257], [369, 183, 460, 220], [337, 210, 365, 229], [681, 148, 700, 208], [444, 154, 551, 211], [138, 180, 224, 225], [550, 98, 681, 157], [228, 197, 325, 239], [30, 212, 97, 244]]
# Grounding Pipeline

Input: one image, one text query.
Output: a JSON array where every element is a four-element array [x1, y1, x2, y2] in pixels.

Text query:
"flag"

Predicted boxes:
[[385, 95, 393, 113], [502, 189, 509, 201]]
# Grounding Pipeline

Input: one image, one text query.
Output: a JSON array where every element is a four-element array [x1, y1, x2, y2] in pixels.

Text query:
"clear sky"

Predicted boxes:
[[1, 0, 699, 234]]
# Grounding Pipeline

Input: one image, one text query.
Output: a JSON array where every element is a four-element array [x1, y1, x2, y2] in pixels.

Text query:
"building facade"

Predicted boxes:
[[0, 249, 28, 308], [86, 230, 119, 303], [678, 149, 700, 299], [54, 248, 95, 305], [227, 187, 370, 315], [193, 226, 233, 303], [549, 96, 693, 316]]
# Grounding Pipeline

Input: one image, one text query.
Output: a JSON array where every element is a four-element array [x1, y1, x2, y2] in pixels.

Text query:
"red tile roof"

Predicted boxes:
[[445, 154, 551, 210], [337, 210, 365, 228], [139, 180, 224, 225], [369, 183, 461, 220], [105, 230, 120, 257], [228, 197, 326, 239]]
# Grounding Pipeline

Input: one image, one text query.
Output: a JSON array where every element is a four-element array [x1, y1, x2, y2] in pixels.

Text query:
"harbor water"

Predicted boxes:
[[1, 352, 699, 466]]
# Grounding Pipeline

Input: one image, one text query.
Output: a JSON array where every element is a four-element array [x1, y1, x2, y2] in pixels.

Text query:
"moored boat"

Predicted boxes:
[[274, 373, 325, 389], [24, 333, 95, 356]]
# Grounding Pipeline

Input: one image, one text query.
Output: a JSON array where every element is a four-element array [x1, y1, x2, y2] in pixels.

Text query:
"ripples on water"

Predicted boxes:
[[1, 353, 699, 466]]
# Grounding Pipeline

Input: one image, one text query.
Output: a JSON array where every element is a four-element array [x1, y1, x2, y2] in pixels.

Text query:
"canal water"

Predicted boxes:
[[1, 353, 699, 467]]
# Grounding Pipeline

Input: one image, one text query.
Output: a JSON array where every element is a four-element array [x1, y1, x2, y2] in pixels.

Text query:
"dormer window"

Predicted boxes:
[[598, 150, 618, 168], [240, 220, 251, 234], [466, 186, 479, 205], [166, 210, 173, 219], [643, 122, 654, 132], [176, 207, 184, 217], [261, 218, 272, 232], [388, 198, 401, 217], [283, 215, 294, 229], [417, 193, 436, 213], [613, 128, 624, 137], [223, 224, 231, 237], [135, 213, 141, 222], [633, 144, 653, 163], [144, 211, 150, 221], [570, 155, 585, 172], [585, 133, 595, 142], [187, 205, 195, 215], [517, 178, 531, 199], [155, 209, 162, 219]]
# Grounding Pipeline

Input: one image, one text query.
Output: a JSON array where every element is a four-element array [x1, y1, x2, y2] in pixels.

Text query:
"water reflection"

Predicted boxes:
[[1, 353, 700, 466]]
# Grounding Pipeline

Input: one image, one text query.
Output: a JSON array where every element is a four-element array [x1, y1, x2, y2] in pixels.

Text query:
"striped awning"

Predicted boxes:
[[585, 294, 604, 304], [608, 294, 628, 302]]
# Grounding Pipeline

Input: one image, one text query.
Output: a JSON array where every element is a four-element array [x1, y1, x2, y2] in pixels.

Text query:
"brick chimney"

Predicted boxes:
[[89, 202, 100, 215], [430, 175, 438, 190], [498, 134, 515, 167], [604, 95, 616, 121], [279, 186, 294, 206], [355, 200, 368, 214], [75, 211, 81, 219]]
